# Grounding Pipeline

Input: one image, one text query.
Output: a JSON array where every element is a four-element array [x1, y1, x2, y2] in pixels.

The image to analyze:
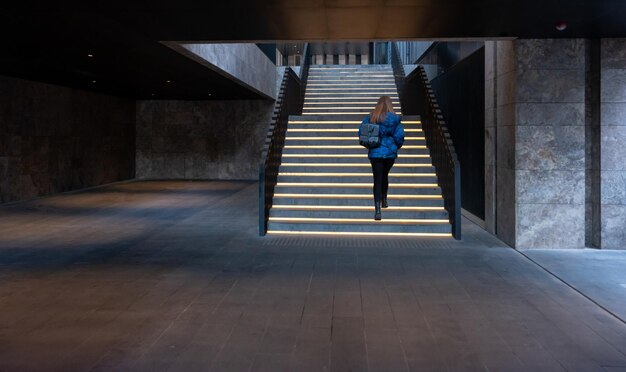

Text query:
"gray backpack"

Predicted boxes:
[[359, 122, 381, 149]]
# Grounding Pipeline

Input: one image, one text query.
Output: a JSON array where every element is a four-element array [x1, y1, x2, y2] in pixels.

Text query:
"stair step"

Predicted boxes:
[[277, 175, 438, 184], [272, 196, 445, 207], [270, 208, 448, 220], [282, 156, 432, 163], [281, 148, 429, 156], [279, 164, 435, 172], [274, 185, 442, 195], [267, 230, 452, 237], [267, 221, 451, 234]]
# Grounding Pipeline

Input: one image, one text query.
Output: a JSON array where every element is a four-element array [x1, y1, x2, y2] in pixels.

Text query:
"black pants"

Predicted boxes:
[[370, 158, 395, 203]]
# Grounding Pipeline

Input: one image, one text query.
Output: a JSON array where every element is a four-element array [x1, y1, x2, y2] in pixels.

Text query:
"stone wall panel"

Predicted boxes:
[[601, 103, 626, 126], [601, 125, 626, 170], [601, 205, 626, 248], [136, 99, 273, 180], [600, 171, 626, 205], [517, 69, 585, 103], [601, 69, 626, 103], [516, 126, 585, 170], [516, 103, 584, 126], [0, 75, 135, 204], [516, 170, 585, 204], [516, 39, 585, 70], [517, 203, 585, 248]]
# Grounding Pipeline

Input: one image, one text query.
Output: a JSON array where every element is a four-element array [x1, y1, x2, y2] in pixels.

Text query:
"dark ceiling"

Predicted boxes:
[[2, 0, 625, 99]]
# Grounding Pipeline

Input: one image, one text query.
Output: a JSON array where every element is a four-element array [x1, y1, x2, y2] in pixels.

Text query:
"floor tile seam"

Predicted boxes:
[[512, 255, 626, 362], [516, 249, 626, 328]]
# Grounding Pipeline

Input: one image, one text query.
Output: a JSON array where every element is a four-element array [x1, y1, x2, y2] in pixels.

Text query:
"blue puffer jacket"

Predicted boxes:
[[359, 112, 405, 159]]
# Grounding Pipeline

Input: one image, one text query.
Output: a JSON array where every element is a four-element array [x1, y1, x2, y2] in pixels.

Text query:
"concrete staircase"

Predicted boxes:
[[267, 65, 452, 237]]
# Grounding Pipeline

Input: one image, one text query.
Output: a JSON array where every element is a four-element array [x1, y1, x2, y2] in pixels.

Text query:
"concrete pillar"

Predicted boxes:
[[361, 54, 369, 64], [484, 41, 497, 235], [487, 39, 588, 248], [348, 54, 356, 65], [600, 38, 626, 249], [338, 54, 346, 65]]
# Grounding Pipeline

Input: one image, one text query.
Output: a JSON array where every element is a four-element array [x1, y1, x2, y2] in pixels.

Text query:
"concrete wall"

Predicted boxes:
[[0, 75, 135, 204], [600, 38, 626, 248], [135, 100, 273, 180], [173, 43, 277, 99]]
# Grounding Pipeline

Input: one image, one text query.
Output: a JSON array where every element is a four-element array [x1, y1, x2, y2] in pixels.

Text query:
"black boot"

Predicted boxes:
[[382, 194, 388, 208], [374, 201, 382, 221]]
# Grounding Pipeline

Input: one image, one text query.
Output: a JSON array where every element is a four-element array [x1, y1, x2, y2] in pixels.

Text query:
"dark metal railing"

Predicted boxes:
[[259, 45, 311, 236], [299, 43, 312, 103], [392, 43, 462, 239]]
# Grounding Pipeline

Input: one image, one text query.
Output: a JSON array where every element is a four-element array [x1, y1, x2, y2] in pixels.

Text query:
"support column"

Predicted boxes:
[[489, 39, 587, 248], [600, 39, 626, 249]]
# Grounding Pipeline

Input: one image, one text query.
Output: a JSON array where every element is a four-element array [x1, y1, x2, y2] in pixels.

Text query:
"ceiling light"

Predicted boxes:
[[166, 80, 171, 83], [91, 80, 96, 83], [87, 54, 93, 58]]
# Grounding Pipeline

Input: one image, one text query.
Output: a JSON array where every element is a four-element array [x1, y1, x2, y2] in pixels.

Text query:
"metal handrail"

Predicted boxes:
[[392, 43, 461, 239], [259, 44, 311, 236]]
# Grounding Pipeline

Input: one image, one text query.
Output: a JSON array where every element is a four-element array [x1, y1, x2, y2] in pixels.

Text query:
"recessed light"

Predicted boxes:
[[87, 54, 93, 58], [91, 80, 96, 83], [151, 93, 155, 96], [166, 80, 171, 83]]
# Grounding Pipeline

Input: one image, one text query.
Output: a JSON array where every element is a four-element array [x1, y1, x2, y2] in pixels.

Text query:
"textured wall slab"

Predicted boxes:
[[516, 125, 585, 170], [601, 103, 626, 126], [601, 69, 626, 103], [517, 203, 585, 248], [517, 103, 584, 126], [601, 205, 626, 248], [0, 75, 135, 204], [601, 126, 626, 170], [136, 100, 273, 181], [601, 171, 626, 205], [517, 170, 585, 204], [175, 43, 277, 100], [516, 39, 585, 70], [517, 69, 585, 103], [496, 167, 516, 246]]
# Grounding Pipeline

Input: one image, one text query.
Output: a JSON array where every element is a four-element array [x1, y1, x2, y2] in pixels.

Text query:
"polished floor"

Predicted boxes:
[[0, 180, 625, 371]]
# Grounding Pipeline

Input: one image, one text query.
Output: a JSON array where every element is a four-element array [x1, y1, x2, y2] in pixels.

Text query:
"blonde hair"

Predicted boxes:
[[370, 96, 395, 123]]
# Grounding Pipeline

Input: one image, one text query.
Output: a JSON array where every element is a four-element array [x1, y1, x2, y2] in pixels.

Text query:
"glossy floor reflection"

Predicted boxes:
[[0, 181, 625, 371]]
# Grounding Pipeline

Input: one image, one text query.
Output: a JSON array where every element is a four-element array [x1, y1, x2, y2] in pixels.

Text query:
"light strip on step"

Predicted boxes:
[[301, 107, 385, 110], [283, 146, 426, 150], [269, 217, 449, 224], [302, 112, 403, 115], [307, 80, 396, 85], [272, 205, 444, 211], [288, 120, 421, 124], [267, 231, 452, 237], [307, 83, 397, 86], [276, 182, 438, 187], [287, 129, 421, 132], [281, 154, 428, 158], [286, 137, 425, 140], [280, 163, 432, 167], [307, 88, 398, 91], [306, 92, 398, 94], [303, 102, 400, 105], [278, 172, 436, 177], [274, 193, 442, 199], [305, 97, 398, 100]]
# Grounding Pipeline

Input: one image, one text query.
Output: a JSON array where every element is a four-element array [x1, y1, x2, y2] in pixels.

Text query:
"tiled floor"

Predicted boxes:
[[0, 180, 625, 371]]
